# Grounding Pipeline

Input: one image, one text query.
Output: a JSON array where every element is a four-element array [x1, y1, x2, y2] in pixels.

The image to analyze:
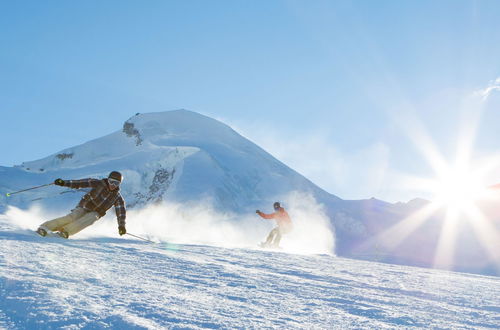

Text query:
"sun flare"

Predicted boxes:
[[430, 166, 487, 214], [373, 99, 500, 272]]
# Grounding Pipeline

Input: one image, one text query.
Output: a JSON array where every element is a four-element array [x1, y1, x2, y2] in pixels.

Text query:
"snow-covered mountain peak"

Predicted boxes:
[[125, 110, 239, 145], [18, 110, 260, 174], [2, 110, 333, 212]]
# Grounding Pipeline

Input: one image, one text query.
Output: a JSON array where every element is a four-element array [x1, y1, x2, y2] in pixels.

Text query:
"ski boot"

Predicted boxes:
[[56, 230, 69, 239], [36, 226, 48, 237]]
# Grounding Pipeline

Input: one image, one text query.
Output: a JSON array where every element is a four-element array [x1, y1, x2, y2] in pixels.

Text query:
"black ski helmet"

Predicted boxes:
[[273, 202, 281, 210], [108, 171, 123, 182]]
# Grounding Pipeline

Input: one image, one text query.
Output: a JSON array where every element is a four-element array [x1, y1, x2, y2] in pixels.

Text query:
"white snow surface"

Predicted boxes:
[[1, 215, 499, 329]]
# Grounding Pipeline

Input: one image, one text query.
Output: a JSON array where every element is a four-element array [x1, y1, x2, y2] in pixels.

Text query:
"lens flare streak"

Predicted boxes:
[[380, 96, 500, 272]]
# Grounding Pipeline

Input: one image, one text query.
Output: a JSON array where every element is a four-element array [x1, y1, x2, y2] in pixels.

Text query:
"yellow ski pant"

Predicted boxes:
[[40, 207, 100, 237]]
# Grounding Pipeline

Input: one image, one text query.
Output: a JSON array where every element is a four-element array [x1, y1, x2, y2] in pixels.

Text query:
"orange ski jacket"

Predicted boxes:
[[257, 207, 292, 228]]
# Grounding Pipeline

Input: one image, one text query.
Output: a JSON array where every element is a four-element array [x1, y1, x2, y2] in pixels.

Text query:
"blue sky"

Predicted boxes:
[[1, 0, 500, 202]]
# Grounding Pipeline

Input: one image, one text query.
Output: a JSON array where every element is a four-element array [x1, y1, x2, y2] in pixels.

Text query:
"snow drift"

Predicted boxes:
[[2, 191, 335, 255]]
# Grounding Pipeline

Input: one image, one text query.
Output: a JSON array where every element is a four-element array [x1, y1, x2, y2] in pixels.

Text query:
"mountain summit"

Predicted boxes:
[[0, 110, 337, 212]]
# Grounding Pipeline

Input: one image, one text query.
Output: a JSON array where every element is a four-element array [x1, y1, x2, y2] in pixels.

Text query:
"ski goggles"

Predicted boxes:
[[108, 178, 121, 186]]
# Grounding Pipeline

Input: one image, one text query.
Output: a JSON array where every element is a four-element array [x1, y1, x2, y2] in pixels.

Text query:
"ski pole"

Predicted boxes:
[[126, 233, 156, 244], [29, 189, 82, 202], [5, 183, 55, 197]]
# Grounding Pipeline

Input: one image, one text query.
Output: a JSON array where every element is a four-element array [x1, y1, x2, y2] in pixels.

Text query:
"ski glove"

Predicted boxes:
[[118, 225, 126, 236], [54, 178, 65, 186]]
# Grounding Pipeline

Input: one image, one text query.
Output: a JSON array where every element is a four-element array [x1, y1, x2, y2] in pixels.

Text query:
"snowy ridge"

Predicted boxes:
[[1, 110, 336, 213], [0, 216, 499, 329]]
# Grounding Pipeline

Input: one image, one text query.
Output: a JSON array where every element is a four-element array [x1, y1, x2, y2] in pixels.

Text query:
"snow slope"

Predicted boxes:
[[0, 216, 499, 329]]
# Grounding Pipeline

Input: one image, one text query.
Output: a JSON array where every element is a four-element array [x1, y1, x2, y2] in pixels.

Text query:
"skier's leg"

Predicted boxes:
[[265, 228, 278, 245], [39, 208, 86, 232], [273, 228, 283, 247], [61, 211, 100, 237]]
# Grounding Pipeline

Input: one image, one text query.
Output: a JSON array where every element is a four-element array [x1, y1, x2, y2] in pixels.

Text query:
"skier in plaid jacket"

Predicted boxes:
[[37, 171, 127, 239]]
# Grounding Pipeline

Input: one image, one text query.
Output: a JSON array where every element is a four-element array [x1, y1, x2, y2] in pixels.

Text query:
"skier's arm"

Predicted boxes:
[[256, 211, 275, 220], [60, 178, 101, 189], [114, 195, 126, 227]]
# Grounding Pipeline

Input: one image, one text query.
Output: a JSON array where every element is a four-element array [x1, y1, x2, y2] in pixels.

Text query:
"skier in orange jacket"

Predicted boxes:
[[256, 202, 293, 248]]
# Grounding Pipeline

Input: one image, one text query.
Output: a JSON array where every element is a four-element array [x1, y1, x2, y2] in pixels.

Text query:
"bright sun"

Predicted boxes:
[[431, 166, 486, 214], [376, 155, 500, 271], [372, 99, 500, 271]]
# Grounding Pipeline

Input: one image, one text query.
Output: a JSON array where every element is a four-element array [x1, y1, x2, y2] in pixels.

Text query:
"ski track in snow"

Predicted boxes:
[[0, 221, 499, 329]]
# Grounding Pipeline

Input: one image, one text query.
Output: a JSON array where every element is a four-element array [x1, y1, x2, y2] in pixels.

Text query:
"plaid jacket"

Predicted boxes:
[[62, 178, 126, 226]]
